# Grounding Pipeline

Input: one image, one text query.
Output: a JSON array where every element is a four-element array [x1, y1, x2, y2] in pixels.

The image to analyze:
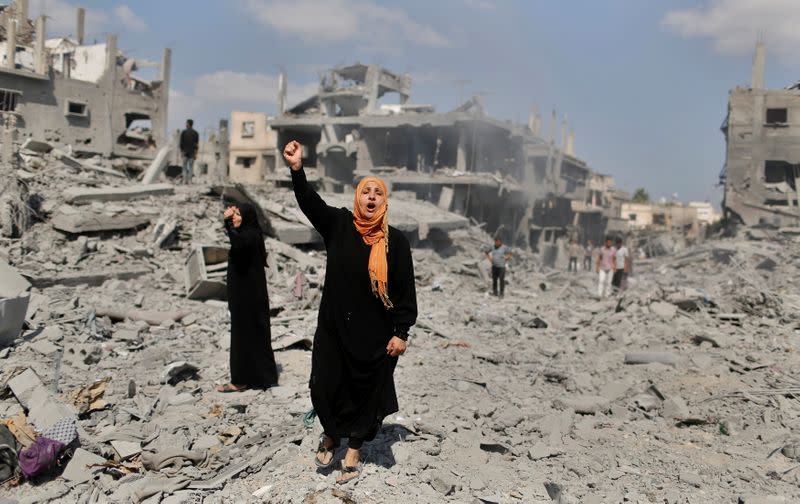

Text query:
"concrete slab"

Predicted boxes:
[[63, 184, 174, 204], [51, 204, 158, 233], [21, 138, 53, 153], [24, 268, 151, 288], [7, 368, 76, 431], [0, 260, 31, 347], [141, 145, 172, 184], [111, 440, 142, 460], [62, 448, 107, 484]]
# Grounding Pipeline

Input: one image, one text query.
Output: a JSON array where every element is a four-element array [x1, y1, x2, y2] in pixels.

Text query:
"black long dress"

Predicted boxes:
[[224, 204, 279, 388], [292, 167, 418, 445]]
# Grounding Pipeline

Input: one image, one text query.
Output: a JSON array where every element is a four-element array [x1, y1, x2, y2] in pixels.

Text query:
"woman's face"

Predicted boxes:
[[232, 207, 242, 228], [357, 181, 385, 220]]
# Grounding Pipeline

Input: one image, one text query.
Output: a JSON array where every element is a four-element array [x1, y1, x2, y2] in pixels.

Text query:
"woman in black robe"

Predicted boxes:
[[217, 203, 278, 392], [283, 140, 417, 484]]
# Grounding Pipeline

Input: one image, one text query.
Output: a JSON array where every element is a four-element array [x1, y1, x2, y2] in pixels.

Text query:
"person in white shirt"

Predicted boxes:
[[612, 237, 630, 292]]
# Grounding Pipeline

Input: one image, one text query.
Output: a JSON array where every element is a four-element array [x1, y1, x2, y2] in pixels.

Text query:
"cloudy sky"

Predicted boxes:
[[31, 0, 800, 204]]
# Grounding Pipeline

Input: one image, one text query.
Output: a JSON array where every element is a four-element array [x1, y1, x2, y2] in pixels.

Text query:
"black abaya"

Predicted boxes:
[[224, 204, 278, 388], [292, 168, 418, 444]]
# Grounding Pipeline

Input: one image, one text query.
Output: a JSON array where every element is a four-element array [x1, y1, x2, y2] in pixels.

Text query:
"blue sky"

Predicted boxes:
[[32, 0, 800, 205]]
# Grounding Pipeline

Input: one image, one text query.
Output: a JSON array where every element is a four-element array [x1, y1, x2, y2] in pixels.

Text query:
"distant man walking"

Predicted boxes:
[[567, 239, 580, 273], [612, 237, 630, 292], [180, 119, 199, 184], [596, 237, 615, 298], [486, 237, 512, 297], [583, 239, 594, 272]]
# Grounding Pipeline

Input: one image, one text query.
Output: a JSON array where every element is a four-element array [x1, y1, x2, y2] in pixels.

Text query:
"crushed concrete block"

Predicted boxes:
[[662, 396, 690, 420], [29, 339, 60, 356], [0, 260, 31, 347], [738, 496, 788, 504], [162, 361, 199, 385], [528, 444, 563, 461], [429, 472, 456, 496], [141, 144, 173, 184], [553, 395, 609, 415], [624, 352, 678, 367], [650, 301, 677, 320], [63, 448, 108, 484], [679, 471, 702, 488], [51, 204, 158, 233], [7, 368, 76, 431], [111, 440, 142, 461], [21, 138, 53, 153]]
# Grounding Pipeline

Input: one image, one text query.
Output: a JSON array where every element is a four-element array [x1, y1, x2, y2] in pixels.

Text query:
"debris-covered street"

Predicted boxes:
[[2, 1, 800, 503], [2, 145, 800, 502]]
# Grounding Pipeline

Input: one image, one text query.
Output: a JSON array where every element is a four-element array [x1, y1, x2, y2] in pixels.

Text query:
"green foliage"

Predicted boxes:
[[632, 188, 650, 204]]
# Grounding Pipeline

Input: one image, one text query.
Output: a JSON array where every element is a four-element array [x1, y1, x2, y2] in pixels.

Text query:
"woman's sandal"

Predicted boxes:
[[335, 463, 361, 485], [216, 383, 248, 393], [314, 435, 338, 468]]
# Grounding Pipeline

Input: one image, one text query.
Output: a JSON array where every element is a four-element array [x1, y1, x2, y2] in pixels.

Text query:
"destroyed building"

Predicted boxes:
[[721, 38, 800, 227], [0, 0, 171, 160], [228, 111, 278, 185], [232, 63, 615, 254]]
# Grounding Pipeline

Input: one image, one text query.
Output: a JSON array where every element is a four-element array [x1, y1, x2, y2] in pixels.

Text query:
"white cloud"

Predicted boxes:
[[113, 5, 148, 32], [193, 71, 318, 107], [168, 89, 201, 125], [169, 71, 319, 128], [242, 0, 451, 49], [30, 0, 108, 38], [662, 0, 800, 58]]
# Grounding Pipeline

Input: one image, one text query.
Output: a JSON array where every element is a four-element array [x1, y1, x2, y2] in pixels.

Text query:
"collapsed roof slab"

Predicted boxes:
[[255, 188, 468, 245], [352, 170, 525, 193]]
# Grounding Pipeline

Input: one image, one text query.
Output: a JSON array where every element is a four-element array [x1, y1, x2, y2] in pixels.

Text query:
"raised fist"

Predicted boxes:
[[283, 140, 303, 171]]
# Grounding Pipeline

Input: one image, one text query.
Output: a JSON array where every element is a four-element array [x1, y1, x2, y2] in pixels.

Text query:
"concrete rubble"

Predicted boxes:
[[0, 3, 797, 502], [0, 139, 797, 503]]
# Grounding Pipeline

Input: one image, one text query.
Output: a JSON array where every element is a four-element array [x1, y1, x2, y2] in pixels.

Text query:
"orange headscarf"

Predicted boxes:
[[353, 176, 393, 309]]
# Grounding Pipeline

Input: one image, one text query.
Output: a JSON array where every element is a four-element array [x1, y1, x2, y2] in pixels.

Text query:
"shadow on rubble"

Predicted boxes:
[[315, 423, 408, 475]]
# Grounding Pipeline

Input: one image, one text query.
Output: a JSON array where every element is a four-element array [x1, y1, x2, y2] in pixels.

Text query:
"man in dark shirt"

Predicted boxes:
[[179, 119, 199, 184]]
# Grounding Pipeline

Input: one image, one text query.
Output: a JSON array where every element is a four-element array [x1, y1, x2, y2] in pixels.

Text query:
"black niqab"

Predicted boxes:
[[224, 203, 278, 388]]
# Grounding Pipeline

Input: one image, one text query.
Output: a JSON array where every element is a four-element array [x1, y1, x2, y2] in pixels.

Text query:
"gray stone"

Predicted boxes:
[[553, 395, 609, 415], [624, 352, 678, 367], [662, 396, 690, 420], [679, 470, 703, 488], [738, 496, 788, 504], [528, 444, 563, 461], [650, 301, 678, 320], [7, 368, 76, 431], [430, 474, 455, 496], [29, 339, 59, 356], [63, 448, 107, 484], [111, 440, 142, 460]]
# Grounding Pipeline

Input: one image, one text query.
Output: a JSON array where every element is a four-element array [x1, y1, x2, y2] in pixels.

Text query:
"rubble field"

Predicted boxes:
[[1, 155, 800, 504]]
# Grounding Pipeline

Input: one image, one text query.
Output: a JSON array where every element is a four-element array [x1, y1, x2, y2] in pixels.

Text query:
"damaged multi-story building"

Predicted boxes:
[[236, 63, 615, 255], [0, 0, 170, 160], [721, 39, 800, 227]]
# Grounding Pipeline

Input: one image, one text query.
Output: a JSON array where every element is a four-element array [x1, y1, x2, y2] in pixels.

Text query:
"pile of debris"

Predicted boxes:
[[0, 143, 799, 503]]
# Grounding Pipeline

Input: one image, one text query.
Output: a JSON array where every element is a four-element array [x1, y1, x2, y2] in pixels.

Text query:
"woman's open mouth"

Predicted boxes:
[[367, 203, 376, 211]]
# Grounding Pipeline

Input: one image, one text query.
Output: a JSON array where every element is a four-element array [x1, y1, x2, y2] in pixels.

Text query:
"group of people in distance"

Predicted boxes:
[[216, 140, 418, 485], [566, 236, 631, 298], [486, 235, 632, 301]]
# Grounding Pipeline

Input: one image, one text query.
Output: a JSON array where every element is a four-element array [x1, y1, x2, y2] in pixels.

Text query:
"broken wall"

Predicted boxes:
[[724, 87, 800, 226], [1, 25, 170, 160]]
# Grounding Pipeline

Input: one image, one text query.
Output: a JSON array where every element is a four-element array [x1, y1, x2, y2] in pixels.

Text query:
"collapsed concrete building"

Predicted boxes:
[[235, 63, 616, 255], [721, 39, 800, 227], [0, 0, 171, 160]]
